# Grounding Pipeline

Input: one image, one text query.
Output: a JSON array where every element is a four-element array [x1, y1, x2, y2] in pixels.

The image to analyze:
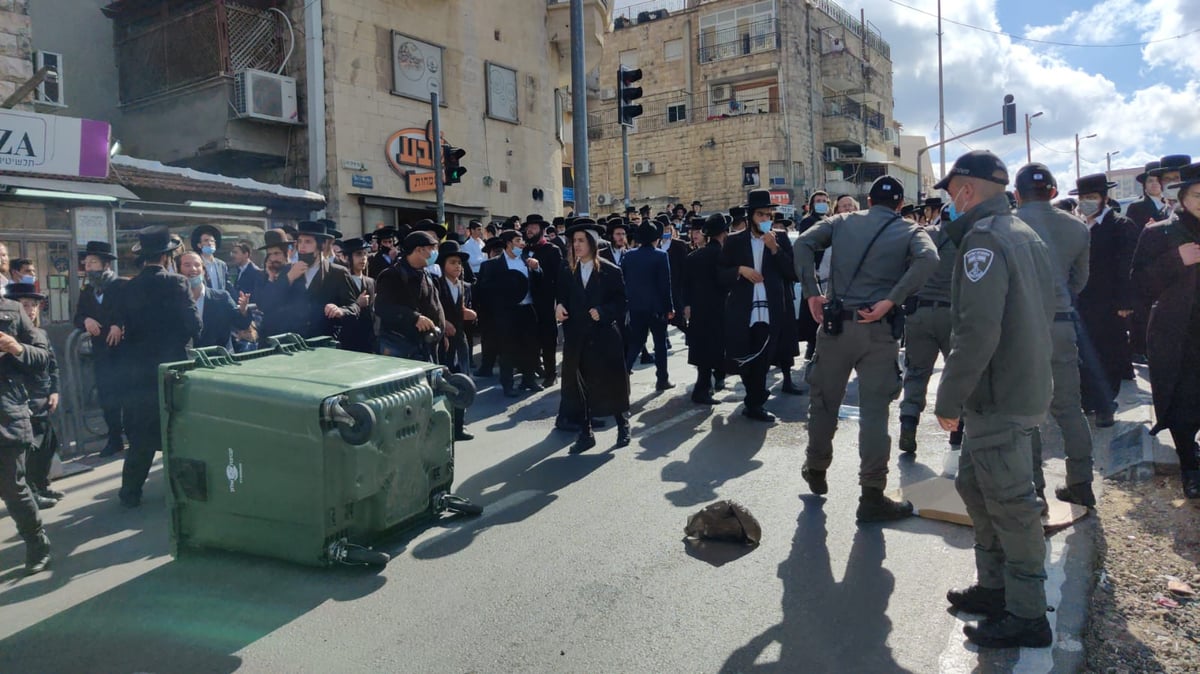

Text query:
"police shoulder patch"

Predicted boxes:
[[963, 248, 994, 282]]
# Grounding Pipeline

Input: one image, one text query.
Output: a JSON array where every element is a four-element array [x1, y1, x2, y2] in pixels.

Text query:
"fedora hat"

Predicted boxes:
[[437, 240, 470, 265], [744, 189, 775, 212], [413, 219, 447, 241], [1136, 160, 1161, 184], [1150, 154, 1191, 177], [79, 240, 117, 261], [728, 206, 748, 222], [4, 282, 44, 301], [339, 237, 370, 255], [701, 212, 728, 238], [136, 225, 181, 257], [190, 224, 222, 252], [316, 218, 343, 240], [1069, 173, 1119, 196], [258, 229, 292, 251], [296, 220, 334, 241]]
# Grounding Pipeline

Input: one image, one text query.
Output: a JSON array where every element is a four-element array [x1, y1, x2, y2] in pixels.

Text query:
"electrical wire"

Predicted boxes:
[[267, 7, 296, 75], [1030, 135, 1075, 155], [886, 0, 1200, 48]]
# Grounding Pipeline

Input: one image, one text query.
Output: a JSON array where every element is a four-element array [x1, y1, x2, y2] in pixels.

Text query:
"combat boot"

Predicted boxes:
[[801, 466, 828, 495], [899, 416, 918, 454], [569, 431, 596, 455], [1181, 470, 1200, 500], [946, 584, 1006, 616], [963, 612, 1052, 649], [1054, 482, 1096, 508], [856, 487, 914, 523], [25, 530, 51, 576]]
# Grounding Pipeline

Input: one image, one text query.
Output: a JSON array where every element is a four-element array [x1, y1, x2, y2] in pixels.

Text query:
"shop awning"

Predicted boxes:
[[0, 174, 139, 200], [358, 194, 490, 218]]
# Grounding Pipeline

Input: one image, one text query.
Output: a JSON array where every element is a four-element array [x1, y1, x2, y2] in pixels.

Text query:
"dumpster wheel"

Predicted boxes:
[[328, 539, 391, 567], [433, 491, 484, 517]]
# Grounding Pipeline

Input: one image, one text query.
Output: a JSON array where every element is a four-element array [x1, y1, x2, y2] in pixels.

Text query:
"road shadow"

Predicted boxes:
[[682, 537, 757, 567], [660, 415, 767, 508], [721, 496, 912, 673], [0, 549, 385, 674], [896, 451, 939, 488]]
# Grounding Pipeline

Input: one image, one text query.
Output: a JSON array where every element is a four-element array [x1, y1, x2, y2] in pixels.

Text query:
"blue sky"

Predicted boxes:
[[614, 0, 1200, 190]]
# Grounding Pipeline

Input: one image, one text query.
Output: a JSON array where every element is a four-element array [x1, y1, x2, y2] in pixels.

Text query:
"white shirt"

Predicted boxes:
[[580, 261, 594, 287], [303, 261, 320, 288], [1086, 207, 1110, 230], [351, 275, 364, 292], [462, 237, 486, 274], [193, 288, 206, 317], [749, 235, 770, 326], [447, 278, 461, 304], [611, 247, 625, 265], [504, 251, 533, 305]]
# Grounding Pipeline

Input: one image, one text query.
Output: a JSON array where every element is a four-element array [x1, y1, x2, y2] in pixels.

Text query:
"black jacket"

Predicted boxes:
[[682, 241, 735, 368], [256, 259, 360, 340], [621, 245, 673, 316], [340, 274, 377, 353], [195, 286, 253, 349], [437, 275, 473, 334], [0, 301, 50, 444], [523, 239, 563, 317], [720, 229, 797, 364], [72, 274, 127, 359], [120, 265, 202, 386], [367, 251, 397, 279], [374, 258, 444, 344], [1078, 209, 1140, 312], [229, 261, 265, 299], [1125, 196, 1170, 230], [26, 326, 58, 416]]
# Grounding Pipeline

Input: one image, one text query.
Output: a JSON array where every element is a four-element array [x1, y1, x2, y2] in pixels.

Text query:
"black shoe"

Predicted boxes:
[[474, 368, 494, 378], [1054, 482, 1097, 508], [947, 584, 1006, 616], [640, 353, 654, 365], [542, 376, 557, 388], [569, 433, 596, 454], [801, 466, 828, 495], [963, 612, 1052, 649], [899, 419, 918, 454], [454, 431, 475, 442], [98, 442, 124, 458], [691, 393, 719, 405], [615, 423, 631, 448], [1181, 470, 1200, 499], [781, 380, 807, 395], [1095, 409, 1115, 428], [119, 493, 141, 508], [522, 380, 545, 392], [38, 487, 65, 500], [503, 387, 521, 398], [713, 377, 726, 392], [24, 531, 50, 576], [1131, 353, 1148, 365], [554, 417, 582, 433], [742, 407, 775, 423], [856, 488, 914, 523], [33, 494, 58, 510], [656, 380, 676, 391]]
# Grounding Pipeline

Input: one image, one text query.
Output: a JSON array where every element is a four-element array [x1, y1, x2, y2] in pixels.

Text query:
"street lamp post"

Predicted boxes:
[[1024, 111, 1043, 164], [1106, 150, 1121, 173], [1075, 132, 1096, 180]]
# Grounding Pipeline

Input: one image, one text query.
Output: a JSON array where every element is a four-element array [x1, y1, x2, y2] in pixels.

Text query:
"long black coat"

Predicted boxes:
[[524, 240, 563, 319], [1125, 196, 1170, 230], [339, 275, 377, 354], [682, 241, 734, 369], [1077, 209, 1139, 392], [256, 260, 360, 340], [196, 286, 252, 349], [121, 265, 202, 392], [772, 228, 801, 362], [1132, 211, 1200, 432], [557, 259, 629, 417], [73, 275, 128, 364], [660, 238, 689, 331], [720, 229, 797, 369], [477, 255, 541, 356]]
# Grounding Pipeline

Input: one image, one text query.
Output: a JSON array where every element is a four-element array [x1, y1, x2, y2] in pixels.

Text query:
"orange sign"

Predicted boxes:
[[386, 123, 442, 192], [406, 171, 437, 192]]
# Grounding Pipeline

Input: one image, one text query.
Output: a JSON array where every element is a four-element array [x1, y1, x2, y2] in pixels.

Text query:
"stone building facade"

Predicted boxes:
[[588, 0, 897, 215], [0, 0, 32, 107]]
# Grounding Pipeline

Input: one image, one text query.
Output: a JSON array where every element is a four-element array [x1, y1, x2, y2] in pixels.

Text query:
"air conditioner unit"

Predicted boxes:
[[596, 193, 613, 206], [234, 69, 300, 125], [632, 160, 653, 175], [824, 147, 841, 162], [711, 85, 731, 103], [34, 50, 64, 106]]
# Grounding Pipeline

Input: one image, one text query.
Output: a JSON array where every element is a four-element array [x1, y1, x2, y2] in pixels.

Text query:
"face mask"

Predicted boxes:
[[187, 275, 204, 289], [428, 249, 439, 265], [19, 275, 34, 284], [814, 202, 829, 215], [662, 232, 672, 240], [86, 270, 106, 285], [757, 220, 772, 234], [1166, 188, 1180, 202], [1078, 198, 1102, 217], [201, 245, 216, 256], [298, 252, 317, 266]]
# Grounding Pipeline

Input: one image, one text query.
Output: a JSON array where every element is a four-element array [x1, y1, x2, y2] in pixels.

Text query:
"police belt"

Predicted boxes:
[[834, 309, 897, 324], [1054, 311, 1077, 322], [915, 300, 951, 309]]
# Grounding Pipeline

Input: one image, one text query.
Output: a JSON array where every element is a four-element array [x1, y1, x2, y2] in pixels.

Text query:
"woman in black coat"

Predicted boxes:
[[682, 213, 736, 404], [1131, 164, 1200, 498], [556, 220, 631, 454]]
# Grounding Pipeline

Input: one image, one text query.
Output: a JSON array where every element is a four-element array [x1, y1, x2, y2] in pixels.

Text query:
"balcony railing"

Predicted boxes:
[[586, 93, 780, 140], [698, 18, 780, 64], [816, 0, 891, 61]]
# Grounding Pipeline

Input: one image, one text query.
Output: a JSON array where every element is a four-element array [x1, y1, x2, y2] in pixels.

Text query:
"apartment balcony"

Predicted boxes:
[[698, 18, 779, 64], [547, 0, 611, 73]]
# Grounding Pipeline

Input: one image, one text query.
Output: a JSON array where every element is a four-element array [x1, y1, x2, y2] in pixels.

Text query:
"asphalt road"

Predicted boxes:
[[0, 336, 1094, 673]]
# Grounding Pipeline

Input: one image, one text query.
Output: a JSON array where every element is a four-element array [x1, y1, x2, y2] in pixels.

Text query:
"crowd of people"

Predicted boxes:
[[1, 148, 1198, 653]]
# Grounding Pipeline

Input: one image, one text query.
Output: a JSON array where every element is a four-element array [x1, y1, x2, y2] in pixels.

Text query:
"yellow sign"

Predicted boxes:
[[406, 171, 437, 193]]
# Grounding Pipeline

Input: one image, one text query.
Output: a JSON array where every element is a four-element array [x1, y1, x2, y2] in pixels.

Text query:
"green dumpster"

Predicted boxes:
[[160, 334, 479, 567]]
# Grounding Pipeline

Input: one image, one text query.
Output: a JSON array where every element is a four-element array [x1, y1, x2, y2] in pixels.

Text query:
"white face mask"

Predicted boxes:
[[1078, 198, 1102, 218]]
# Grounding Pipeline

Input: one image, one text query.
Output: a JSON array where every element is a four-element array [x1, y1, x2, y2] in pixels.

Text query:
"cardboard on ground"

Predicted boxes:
[[903, 476, 1089, 533]]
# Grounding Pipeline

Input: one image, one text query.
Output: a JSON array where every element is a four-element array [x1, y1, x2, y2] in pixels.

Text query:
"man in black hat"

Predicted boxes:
[[682, 213, 732, 404], [336, 237, 376, 354], [462, 220, 487, 275], [521, 214, 563, 386], [191, 224, 228, 291], [600, 219, 631, 266], [795, 177, 936, 521], [473, 236, 509, 378], [931, 150, 1056, 650], [436, 240, 476, 441], [623, 221, 675, 390], [228, 238, 264, 300], [119, 225, 202, 508], [368, 226, 400, 279], [1148, 154, 1191, 217], [1072, 172, 1139, 427], [316, 218, 346, 267], [73, 241, 129, 457], [654, 213, 689, 339], [1013, 163, 1096, 507], [1125, 160, 1166, 229], [728, 206, 748, 234], [478, 230, 543, 396], [923, 197, 944, 226], [179, 251, 253, 350], [256, 221, 360, 340], [374, 231, 445, 363]]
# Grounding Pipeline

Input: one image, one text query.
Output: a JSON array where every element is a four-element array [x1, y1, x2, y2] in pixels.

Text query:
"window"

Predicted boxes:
[[698, 1, 775, 62], [743, 164, 761, 187], [793, 161, 805, 187], [667, 104, 687, 123], [34, 51, 64, 106], [768, 161, 787, 186], [664, 39, 683, 62], [619, 49, 639, 68]]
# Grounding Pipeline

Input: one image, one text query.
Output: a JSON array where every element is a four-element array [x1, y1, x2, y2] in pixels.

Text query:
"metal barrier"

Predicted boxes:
[[57, 328, 108, 459]]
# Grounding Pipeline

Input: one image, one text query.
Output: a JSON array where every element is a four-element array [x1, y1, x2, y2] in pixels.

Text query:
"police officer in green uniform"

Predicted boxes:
[[794, 176, 939, 522], [1014, 163, 1096, 508], [934, 151, 1056, 649], [898, 206, 958, 453]]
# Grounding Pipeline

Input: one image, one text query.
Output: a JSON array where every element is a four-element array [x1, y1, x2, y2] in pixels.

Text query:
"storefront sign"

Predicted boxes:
[[406, 172, 436, 193], [0, 110, 110, 178], [384, 122, 446, 194], [74, 207, 109, 246], [769, 190, 792, 205]]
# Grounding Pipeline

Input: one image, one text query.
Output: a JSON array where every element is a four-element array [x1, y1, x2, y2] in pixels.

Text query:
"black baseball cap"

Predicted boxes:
[[868, 175, 904, 204], [933, 150, 1010, 191], [1015, 162, 1057, 192]]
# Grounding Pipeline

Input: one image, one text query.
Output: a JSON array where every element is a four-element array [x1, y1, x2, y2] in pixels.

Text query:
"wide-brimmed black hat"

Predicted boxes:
[[413, 219, 447, 241], [137, 225, 182, 257], [524, 214, 546, 226], [635, 221, 660, 245], [1069, 173, 1119, 196], [296, 220, 334, 241], [745, 189, 776, 212], [729, 206, 748, 222], [638, 204, 651, 214], [607, 219, 630, 237], [257, 229, 293, 251], [483, 237, 507, 254], [1166, 162, 1200, 191], [1136, 160, 1161, 184], [900, 204, 916, 217], [934, 150, 1009, 191], [624, 205, 637, 215], [190, 224, 222, 252], [4, 282, 44, 301], [672, 203, 687, 215], [923, 197, 943, 210], [339, 237, 370, 255], [437, 240, 470, 265], [565, 218, 606, 245], [702, 212, 728, 238], [316, 218, 343, 240], [370, 226, 399, 242], [1150, 154, 1191, 176], [79, 240, 117, 261]]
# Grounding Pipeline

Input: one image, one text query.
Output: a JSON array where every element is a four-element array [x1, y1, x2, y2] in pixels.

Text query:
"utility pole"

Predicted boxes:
[[937, 0, 945, 177], [1107, 150, 1120, 173], [569, 0, 590, 215], [1075, 132, 1096, 180], [1024, 111, 1043, 164], [431, 91, 445, 226]]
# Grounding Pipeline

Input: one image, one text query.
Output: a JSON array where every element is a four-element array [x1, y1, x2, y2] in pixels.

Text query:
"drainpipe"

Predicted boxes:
[[305, 0, 327, 217], [805, 2, 818, 189], [778, 0, 791, 198]]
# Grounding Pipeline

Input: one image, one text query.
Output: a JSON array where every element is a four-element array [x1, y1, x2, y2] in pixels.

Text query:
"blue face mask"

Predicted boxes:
[[19, 275, 35, 284], [757, 220, 772, 234], [428, 249, 439, 265], [945, 203, 957, 222], [662, 232, 671, 240], [187, 275, 204, 289], [201, 245, 216, 256], [814, 202, 829, 215]]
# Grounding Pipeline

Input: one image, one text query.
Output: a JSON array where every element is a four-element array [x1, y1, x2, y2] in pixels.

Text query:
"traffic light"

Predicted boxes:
[[443, 145, 466, 185], [1001, 94, 1016, 135], [617, 66, 643, 127]]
